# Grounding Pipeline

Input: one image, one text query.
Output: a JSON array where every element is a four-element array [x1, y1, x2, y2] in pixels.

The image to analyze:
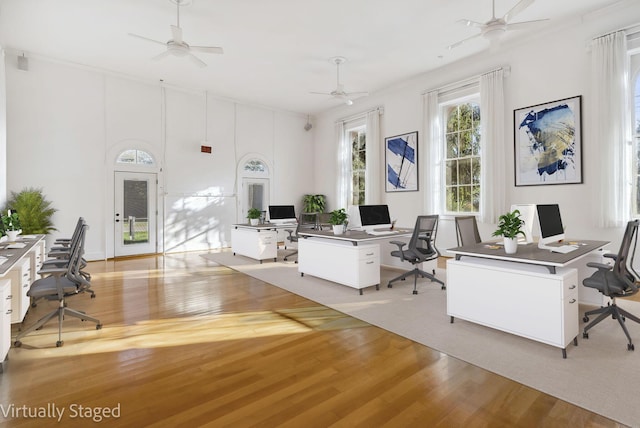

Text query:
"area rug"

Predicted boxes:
[[201, 250, 640, 426]]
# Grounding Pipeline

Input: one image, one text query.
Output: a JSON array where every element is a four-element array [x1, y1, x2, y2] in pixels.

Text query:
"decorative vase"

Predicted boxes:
[[503, 237, 518, 254], [249, 219, 259, 226], [332, 225, 344, 235], [6, 230, 19, 242]]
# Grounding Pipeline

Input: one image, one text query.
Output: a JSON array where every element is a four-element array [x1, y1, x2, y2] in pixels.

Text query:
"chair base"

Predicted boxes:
[[387, 267, 445, 294], [14, 300, 102, 348], [283, 250, 298, 263], [582, 301, 640, 351]]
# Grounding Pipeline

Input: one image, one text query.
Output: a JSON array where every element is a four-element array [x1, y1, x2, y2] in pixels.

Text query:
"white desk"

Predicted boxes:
[[231, 224, 279, 263], [297, 228, 413, 294], [446, 240, 609, 358]]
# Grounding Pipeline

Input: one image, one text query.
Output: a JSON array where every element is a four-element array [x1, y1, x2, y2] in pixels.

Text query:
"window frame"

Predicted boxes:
[[343, 117, 367, 206]]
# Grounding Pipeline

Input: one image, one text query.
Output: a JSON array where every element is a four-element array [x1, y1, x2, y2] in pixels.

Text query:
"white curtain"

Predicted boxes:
[[592, 31, 630, 228], [423, 91, 442, 214], [479, 69, 505, 223], [365, 109, 382, 204], [335, 120, 349, 209]]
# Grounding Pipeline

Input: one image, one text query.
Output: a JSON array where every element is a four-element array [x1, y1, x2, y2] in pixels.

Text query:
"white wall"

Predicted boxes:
[[313, 1, 640, 253], [4, 58, 315, 259]]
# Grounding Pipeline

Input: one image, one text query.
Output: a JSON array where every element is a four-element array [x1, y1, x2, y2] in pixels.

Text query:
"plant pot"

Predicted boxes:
[[332, 225, 344, 235], [503, 237, 518, 254], [6, 230, 19, 242], [249, 219, 259, 226]]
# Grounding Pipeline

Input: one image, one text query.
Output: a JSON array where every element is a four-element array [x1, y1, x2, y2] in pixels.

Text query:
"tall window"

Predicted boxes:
[[632, 52, 640, 215], [443, 99, 481, 213], [349, 125, 367, 205]]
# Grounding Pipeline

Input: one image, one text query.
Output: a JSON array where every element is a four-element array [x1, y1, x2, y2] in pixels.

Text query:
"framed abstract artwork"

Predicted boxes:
[[385, 131, 418, 192], [513, 95, 583, 186]]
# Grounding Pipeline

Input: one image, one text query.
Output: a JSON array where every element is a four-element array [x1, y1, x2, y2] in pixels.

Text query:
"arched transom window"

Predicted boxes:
[[116, 149, 155, 166]]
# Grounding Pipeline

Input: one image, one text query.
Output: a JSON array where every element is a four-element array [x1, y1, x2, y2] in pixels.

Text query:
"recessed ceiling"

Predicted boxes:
[[0, 0, 624, 114]]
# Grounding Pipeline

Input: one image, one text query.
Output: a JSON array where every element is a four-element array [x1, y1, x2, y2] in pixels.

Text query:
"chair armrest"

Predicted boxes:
[[389, 240, 407, 249], [586, 262, 612, 270], [38, 266, 67, 277], [603, 253, 617, 260]]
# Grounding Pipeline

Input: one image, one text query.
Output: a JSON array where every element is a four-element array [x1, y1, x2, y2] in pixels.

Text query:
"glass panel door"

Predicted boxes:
[[115, 171, 157, 256]]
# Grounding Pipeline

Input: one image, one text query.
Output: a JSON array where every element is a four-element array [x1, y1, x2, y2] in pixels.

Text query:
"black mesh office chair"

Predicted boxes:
[[455, 216, 482, 246], [14, 224, 102, 347], [582, 219, 640, 351], [387, 215, 444, 294]]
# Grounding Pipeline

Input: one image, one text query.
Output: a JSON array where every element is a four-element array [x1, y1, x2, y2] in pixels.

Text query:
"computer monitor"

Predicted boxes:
[[358, 205, 392, 231], [268, 205, 296, 224], [536, 204, 565, 250], [510, 204, 535, 244]]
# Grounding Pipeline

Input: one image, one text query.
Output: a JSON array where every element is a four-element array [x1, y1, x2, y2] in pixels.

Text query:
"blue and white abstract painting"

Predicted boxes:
[[514, 96, 582, 186], [385, 131, 418, 192]]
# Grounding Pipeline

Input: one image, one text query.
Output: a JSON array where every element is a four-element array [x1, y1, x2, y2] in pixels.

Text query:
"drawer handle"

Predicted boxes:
[[7, 309, 12, 314], [569, 285, 576, 289], [569, 299, 576, 304], [23, 284, 28, 288], [365, 252, 375, 256], [366, 261, 374, 265], [6, 295, 12, 300]]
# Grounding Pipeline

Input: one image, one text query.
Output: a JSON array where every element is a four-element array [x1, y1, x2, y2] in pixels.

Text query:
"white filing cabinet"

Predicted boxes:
[[231, 226, 278, 263], [7, 258, 31, 324], [447, 257, 579, 357], [28, 240, 46, 283], [0, 279, 11, 371], [298, 238, 380, 294]]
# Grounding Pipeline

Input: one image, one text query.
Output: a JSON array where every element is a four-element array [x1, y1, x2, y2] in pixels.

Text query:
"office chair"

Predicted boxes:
[[455, 216, 482, 246], [387, 215, 445, 294], [284, 221, 300, 262], [582, 219, 640, 351], [14, 224, 101, 347]]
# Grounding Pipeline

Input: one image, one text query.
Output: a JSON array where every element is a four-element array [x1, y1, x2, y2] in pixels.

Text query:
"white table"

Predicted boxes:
[[231, 224, 279, 263], [297, 228, 413, 294], [446, 240, 609, 358]]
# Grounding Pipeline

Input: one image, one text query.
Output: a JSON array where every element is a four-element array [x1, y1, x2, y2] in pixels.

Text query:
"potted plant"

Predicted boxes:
[[1, 210, 21, 241], [5, 187, 57, 234], [302, 194, 326, 214], [247, 208, 262, 226], [492, 209, 525, 254], [328, 208, 348, 235]]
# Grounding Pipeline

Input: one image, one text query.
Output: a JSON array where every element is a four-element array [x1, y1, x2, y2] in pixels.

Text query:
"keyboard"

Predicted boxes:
[[551, 245, 579, 254], [368, 230, 397, 236]]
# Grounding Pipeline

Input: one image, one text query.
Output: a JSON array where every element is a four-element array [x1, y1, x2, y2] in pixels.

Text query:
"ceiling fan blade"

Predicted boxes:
[[151, 50, 172, 61], [188, 53, 207, 68], [505, 18, 549, 31], [191, 46, 224, 55], [447, 33, 482, 49], [128, 33, 167, 46], [171, 25, 183, 43], [457, 19, 485, 28], [309, 91, 332, 95], [346, 91, 369, 96], [503, 0, 535, 23]]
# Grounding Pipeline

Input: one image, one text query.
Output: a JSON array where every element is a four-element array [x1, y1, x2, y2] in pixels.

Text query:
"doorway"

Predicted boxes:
[[114, 171, 157, 257]]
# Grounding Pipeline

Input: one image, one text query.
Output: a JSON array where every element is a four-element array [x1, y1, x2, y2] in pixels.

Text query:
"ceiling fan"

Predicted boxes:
[[310, 57, 368, 106], [447, 0, 549, 50], [128, 0, 223, 67]]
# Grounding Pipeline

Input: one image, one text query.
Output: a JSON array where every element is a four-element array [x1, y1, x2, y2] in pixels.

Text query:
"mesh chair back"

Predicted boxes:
[[409, 215, 439, 259], [613, 219, 640, 292], [455, 216, 482, 246]]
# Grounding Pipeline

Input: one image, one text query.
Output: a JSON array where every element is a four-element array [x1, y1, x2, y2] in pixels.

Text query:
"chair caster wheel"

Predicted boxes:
[[31, 303, 37, 308], [629, 343, 635, 351], [91, 294, 96, 299], [412, 290, 418, 295], [13, 341, 21, 348], [96, 324, 103, 330], [583, 316, 589, 322], [387, 283, 393, 288], [441, 285, 446, 290], [56, 341, 63, 347], [583, 332, 589, 339]]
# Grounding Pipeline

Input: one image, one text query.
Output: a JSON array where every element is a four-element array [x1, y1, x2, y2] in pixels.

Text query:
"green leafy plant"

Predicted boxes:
[[247, 208, 262, 220], [302, 194, 326, 213], [1, 210, 21, 233], [492, 209, 525, 239], [5, 188, 57, 234], [328, 208, 348, 226]]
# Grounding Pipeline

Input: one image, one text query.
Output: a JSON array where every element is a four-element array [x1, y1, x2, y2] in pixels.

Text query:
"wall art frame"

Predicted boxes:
[[513, 95, 582, 186], [385, 131, 418, 192]]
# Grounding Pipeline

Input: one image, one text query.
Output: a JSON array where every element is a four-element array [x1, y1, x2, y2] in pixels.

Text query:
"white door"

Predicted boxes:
[[114, 171, 157, 257], [241, 178, 269, 222]]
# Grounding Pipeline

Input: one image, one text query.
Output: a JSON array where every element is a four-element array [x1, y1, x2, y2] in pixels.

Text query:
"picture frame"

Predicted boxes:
[[385, 131, 418, 192], [513, 95, 582, 186]]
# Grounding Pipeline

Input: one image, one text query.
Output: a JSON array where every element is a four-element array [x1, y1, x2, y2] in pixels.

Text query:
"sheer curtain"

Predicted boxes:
[[335, 120, 349, 209], [592, 31, 630, 228], [479, 69, 505, 223], [365, 109, 382, 204], [423, 91, 442, 214]]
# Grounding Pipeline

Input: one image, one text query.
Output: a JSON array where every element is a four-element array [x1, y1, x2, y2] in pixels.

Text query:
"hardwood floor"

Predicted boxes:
[[0, 252, 624, 427]]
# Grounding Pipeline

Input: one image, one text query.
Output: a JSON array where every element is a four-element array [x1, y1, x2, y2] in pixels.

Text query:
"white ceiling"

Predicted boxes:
[[0, 0, 624, 115]]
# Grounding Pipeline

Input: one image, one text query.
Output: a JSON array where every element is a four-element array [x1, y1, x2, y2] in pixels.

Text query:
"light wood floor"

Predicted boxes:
[[0, 252, 625, 427]]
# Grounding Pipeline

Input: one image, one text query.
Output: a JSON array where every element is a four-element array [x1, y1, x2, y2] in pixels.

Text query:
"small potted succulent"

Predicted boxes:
[[328, 208, 348, 235], [492, 209, 525, 254], [247, 208, 262, 226], [2, 210, 21, 242]]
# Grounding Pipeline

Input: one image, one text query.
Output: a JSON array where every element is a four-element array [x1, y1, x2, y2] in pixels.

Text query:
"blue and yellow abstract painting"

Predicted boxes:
[[385, 131, 418, 192], [514, 96, 582, 186]]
